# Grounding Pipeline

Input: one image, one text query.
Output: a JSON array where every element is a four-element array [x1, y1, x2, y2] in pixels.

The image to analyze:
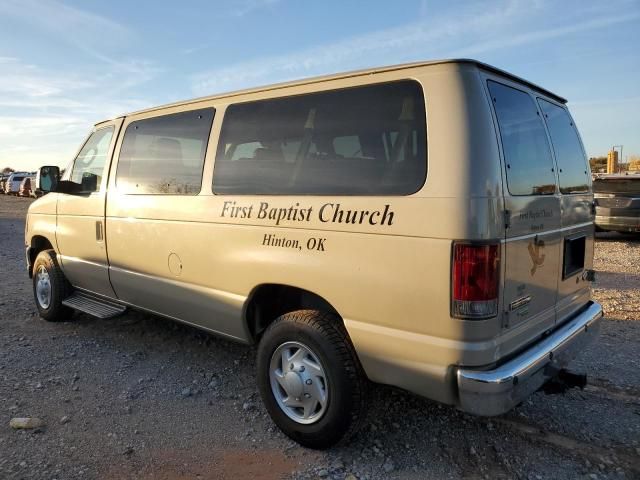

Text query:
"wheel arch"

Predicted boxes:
[[244, 284, 341, 342], [27, 235, 55, 278]]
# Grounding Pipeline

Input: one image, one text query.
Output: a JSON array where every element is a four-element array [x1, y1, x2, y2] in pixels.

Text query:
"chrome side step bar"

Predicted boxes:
[[62, 291, 126, 319]]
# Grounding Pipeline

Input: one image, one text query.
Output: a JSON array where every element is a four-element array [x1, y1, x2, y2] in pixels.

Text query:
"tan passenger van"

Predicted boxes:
[[26, 59, 603, 448]]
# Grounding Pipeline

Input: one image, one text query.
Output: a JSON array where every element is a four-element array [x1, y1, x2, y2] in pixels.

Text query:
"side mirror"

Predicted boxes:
[[36, 165, 60, 193]]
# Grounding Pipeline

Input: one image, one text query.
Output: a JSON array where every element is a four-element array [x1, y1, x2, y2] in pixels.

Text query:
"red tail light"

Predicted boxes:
[[452, 242, 500, 319]]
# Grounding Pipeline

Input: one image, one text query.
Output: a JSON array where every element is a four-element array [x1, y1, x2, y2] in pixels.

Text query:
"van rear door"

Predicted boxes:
[[537, 99, 594, 322], [487, 80, 561, 333]]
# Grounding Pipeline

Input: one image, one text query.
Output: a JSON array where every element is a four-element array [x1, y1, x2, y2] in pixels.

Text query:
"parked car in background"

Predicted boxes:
[[5, 172, 30, 195], [19, 176, 36, 197], [593, 173, 640, 233]]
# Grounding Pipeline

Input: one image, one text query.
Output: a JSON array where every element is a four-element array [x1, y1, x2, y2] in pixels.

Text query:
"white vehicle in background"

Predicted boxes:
[[5, 172, 31, 195], [19, 175, 37, 197]]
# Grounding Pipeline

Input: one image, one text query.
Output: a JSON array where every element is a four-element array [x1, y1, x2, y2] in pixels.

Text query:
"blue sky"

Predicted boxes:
[[1, 0, 639, 171]]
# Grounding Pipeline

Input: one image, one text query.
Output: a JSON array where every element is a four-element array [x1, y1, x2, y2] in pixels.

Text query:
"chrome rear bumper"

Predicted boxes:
[[457, 301, 603, 416]]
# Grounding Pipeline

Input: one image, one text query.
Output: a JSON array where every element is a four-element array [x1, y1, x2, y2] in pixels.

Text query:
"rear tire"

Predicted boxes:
[[32, 249, 73, 322], [256, 310, 367, 449]]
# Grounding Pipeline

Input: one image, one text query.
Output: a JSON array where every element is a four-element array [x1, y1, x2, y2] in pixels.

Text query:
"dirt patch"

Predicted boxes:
[[103, 447, 305, 480], [0, 194, 32, 219]]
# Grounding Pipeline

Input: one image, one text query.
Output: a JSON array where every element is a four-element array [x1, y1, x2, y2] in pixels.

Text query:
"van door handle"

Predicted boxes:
[[95, 221, 104, 241]]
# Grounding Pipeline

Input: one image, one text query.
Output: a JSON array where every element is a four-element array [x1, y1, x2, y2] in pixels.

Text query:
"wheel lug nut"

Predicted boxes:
[[304, 393, 311, 398], [289, 364, 294, 370], [305, 379, 312, 385], [299, 366, 305, 372]]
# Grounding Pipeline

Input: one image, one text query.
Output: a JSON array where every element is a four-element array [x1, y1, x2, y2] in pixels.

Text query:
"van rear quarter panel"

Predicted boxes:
[[105, 64, 505, 403]]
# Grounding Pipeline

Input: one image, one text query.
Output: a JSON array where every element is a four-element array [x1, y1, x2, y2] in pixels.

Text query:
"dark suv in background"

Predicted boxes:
[[593, 173, 640, 233]]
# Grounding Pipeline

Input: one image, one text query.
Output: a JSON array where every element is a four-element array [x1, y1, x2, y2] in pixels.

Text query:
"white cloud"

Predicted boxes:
[[190, 0, 529, 95], [0, 116, 85, 138], [0, 57, 151, 111], [0, 0, 160, 82], [0, 57, 153, 170], [0, 58, 94, 98], [191, 0, 639, 96], [2, 0, 638, 168], [0, 0, 130, 62], [0, 1, 161, 170], [450, 11, 640, 57]]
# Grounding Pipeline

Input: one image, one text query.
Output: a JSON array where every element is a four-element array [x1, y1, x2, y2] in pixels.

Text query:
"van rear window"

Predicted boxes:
[[538, 99, 589, 194], [593, 177, 640, 195], [212, 81, 427, 195], [488, 81, 556, 196]]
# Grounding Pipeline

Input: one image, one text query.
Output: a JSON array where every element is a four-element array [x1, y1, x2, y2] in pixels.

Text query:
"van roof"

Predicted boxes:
[[97, 59, 566, 125]]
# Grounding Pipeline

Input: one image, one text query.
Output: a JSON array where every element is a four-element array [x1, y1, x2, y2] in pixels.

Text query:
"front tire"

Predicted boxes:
[[256, 310, 367, 449], [32, 249, 73, 322]]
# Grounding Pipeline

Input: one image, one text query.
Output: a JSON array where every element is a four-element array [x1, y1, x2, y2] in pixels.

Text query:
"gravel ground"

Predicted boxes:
[[1, 194, 639, 480]]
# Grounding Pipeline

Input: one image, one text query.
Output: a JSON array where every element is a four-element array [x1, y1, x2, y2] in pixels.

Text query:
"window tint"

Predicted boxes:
[[69, 127, 114, 193], [213, 81, 426, 195], [116, 108, 214, 194], [538, 99, 589, 194], [488, 81, 556, 196]]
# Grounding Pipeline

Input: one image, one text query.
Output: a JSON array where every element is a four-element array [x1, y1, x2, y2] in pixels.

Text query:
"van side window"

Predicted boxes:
[[212, 80, 427, 195], [488, 81, 556, 196], [69, 127, 114, 193], [116, 108, 214, 195], [538, 99, 589, 194]]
